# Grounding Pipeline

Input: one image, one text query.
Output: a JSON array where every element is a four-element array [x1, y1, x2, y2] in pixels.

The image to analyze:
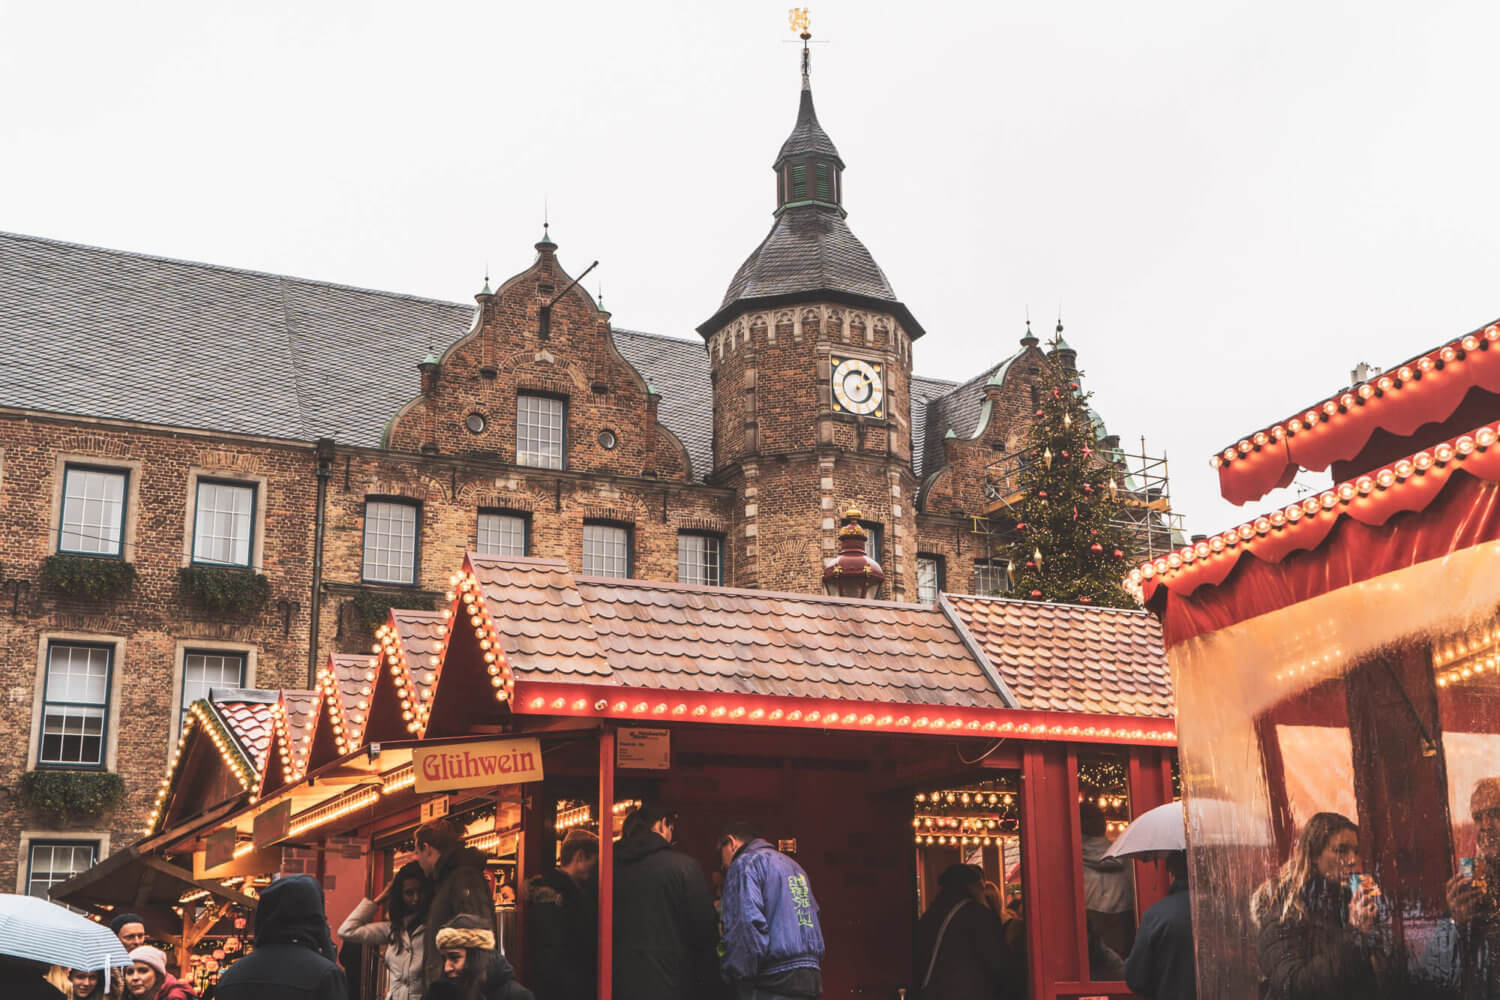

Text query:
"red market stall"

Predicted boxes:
[[1136, 318, 1500, 1000], [61, 549, 1179, 1000]]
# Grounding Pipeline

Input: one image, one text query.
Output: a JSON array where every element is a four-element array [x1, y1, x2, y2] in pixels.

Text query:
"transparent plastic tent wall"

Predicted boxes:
[[1169, 540, 1500, 1000]]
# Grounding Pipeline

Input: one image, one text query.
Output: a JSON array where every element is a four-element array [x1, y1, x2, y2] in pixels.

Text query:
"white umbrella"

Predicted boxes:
[[1103, 800, 1185, 859], [0, 893, 133, 988]]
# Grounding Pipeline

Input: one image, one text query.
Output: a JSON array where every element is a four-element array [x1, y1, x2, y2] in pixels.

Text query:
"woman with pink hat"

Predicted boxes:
[[122, 947, 195, 1000]]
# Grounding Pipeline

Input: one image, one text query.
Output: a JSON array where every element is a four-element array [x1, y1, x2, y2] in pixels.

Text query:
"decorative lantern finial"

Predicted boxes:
[[823, 505, 884, 599]]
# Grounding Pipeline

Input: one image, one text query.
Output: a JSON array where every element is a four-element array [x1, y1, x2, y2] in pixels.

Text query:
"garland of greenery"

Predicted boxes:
[[179, 565, 271, 615], [40, 554, 137, 600], [18, 769, 126, 822]]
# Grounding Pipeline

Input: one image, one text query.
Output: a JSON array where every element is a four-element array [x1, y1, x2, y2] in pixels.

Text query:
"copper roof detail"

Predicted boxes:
[[945, 595, 1174, 719]]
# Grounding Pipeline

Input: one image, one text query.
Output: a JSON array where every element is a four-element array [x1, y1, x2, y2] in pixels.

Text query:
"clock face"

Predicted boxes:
[[831, 356, 884, 417]]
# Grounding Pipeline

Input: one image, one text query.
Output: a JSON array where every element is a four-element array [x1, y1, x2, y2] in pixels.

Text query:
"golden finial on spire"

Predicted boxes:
[[788, 7, 811, 38]]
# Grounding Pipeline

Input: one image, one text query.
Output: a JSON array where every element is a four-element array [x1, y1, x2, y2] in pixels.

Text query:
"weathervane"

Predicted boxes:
[[789, 8, 812, 84]]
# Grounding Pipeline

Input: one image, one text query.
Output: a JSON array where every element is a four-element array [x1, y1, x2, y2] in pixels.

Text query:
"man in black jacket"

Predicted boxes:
[[525, 829, 599, 1000], [418, 817, 496, 987], [216, 873, 348, 1000], [612, 804, 719, 1000], [1125, 852, 1195, 999]]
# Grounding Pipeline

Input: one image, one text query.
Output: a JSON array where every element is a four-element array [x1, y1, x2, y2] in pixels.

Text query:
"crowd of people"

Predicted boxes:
[[18, 781, 1500, 1000]]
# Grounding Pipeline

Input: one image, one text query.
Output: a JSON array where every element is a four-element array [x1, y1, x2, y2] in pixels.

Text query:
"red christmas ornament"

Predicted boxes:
[[1090, 543, 1103, 553], [1079, 596, 1092, 604], [1035, 409, 1044, 417], [1025, 560, 1036, 569], [1030, 589, 1043, 598], [1112, 549, 1124, 559], [1061, 451, 1069, 459], [1038, 490, 1048, 499], [1070, 382, 1080, 391], [1016, 522, 1028, 531], [1089, 528, 1098, 535], [1052, 387, 1062, 398], [1082, 484, 1092, 494]]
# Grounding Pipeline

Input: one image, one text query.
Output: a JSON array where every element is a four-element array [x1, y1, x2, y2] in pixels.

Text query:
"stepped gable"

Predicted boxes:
[[946, 595, 1174, 718]]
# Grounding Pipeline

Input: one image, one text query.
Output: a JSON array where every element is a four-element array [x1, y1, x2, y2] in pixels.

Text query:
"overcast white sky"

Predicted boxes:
[[4, 1, 1498, 535]]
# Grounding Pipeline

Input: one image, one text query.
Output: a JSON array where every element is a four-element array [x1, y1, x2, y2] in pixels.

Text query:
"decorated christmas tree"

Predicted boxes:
[[1004, 358, 1136, 608]]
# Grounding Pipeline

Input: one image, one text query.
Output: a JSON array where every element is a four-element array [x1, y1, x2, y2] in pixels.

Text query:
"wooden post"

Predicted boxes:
[[597, 726, 615, 1000]]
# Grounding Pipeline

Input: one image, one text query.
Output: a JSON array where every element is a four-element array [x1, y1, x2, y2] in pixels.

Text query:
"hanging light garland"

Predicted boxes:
[[1210, 326, 1500, 470], [912, 784, 1021, 847], [1433, 611, 1500, 689], [1135, 417, 1500, 600]]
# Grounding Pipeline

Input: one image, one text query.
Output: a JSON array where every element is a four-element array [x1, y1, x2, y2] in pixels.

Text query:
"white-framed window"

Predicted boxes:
[[192, 480, 255, 567], [583, 522, 630, 578], [39, 643, 112, 768], [917, 554, 943, 605], [517, 394, 566, 469], [180, 651, 247, 732], [861, 522, 881, 563], [363, 500, 419, 584], [58, 465, 127, 556], [26, 840, 97, 899], [677, 533, 722, 586], [477, 511, 528, 557], [974, 559, 1011, 597]]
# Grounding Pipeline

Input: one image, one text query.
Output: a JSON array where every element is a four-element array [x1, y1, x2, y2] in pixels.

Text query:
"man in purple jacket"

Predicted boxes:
[[718, 822, 825, 1000]]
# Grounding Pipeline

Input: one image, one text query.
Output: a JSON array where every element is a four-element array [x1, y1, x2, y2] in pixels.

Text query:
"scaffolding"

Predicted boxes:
[[980, 436, 1185, 565]]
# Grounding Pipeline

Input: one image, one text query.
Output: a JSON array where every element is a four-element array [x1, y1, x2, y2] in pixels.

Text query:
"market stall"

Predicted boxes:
[[61, 543, 1177, 1000], [1136, 318, 1500, 999]]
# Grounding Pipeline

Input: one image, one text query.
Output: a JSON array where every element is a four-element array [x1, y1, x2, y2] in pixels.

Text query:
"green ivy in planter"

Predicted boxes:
[[350, 591, 409, 639], [179, 564, 270, 616], [40, 553, 138, 600], [18, 769, 126, 823]]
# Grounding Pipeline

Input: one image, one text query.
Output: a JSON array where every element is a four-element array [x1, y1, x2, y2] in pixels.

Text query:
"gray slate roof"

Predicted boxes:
[[716, 206, 899, 311], [609, 327, 712, 480], [918, 350, 1026, 480], [776, 88, 843, 167], [910, 374, 957, 479], [0, 230, 1002, 485]]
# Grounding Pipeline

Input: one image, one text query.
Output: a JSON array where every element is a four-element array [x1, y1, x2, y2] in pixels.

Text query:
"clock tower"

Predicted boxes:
[[699, 40, 924, 598]]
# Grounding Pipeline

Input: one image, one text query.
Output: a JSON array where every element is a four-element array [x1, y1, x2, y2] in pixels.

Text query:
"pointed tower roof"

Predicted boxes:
[[776, 46, 843, 168], [698, 42, 923, 339]]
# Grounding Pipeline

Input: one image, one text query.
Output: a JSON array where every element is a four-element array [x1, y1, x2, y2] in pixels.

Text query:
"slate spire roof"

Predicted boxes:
[[698, 50, 923, 339], [775, 48, 843, 169]]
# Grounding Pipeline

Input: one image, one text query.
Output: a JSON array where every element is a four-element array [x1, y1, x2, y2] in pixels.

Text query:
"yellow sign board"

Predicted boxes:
[[413, 737, 544, 793]]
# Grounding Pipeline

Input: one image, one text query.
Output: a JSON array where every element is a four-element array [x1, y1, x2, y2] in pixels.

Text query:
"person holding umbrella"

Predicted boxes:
[[1104, 801, 1196, 1000], [0, 894, 133, 999]]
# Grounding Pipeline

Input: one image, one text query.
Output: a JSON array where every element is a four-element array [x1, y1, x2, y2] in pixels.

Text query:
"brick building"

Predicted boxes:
[[0, 52, 1155, 891]]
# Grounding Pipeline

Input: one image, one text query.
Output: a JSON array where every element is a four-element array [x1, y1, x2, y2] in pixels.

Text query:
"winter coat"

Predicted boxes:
[[611, 830, 719, 1000], [152, 974, 198, 1000], [719, 839, 824, 984], [337, 897, 426, 1000], [0, 959, 67, 999], [1416, 911, 1500, 999], [420, 954, 533, 1000], [1254, 878, 1390, 1000], [422, 847, 495, 986], [914, 894, 1016, 1000], [1082, 835, 1134, 914], [524, 869, 596, 1000], [1125, 878, 1196, 1000], [217, 874, 348, 1000]]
